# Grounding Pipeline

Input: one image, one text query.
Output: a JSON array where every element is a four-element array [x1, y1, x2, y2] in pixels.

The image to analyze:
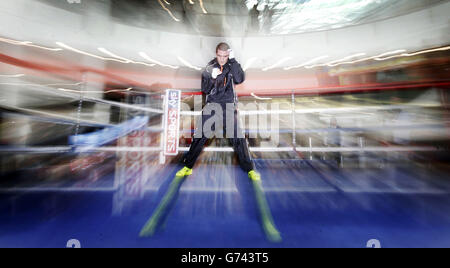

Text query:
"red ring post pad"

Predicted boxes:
[[69, 116, 149, 153]]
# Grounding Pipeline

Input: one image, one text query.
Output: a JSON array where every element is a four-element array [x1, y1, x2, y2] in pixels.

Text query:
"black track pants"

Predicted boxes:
[[182, 102, 254, 173]]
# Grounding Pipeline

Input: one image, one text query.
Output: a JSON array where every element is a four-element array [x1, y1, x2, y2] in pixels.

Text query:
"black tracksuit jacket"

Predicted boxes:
[[202, 58, 245, 104]]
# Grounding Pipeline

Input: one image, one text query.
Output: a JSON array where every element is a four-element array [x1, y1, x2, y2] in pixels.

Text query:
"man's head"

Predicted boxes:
[[216, 42, 230, 66]]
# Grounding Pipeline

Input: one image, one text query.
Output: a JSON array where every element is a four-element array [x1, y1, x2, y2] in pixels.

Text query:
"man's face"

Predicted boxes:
[[216, 49, 229, 66]]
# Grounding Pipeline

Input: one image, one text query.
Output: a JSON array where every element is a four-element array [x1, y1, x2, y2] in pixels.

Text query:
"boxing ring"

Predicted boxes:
[[0, 84, 450, 248]]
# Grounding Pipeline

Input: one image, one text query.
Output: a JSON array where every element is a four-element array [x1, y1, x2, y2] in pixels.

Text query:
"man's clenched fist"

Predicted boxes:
[[212, 68, 222, 79]]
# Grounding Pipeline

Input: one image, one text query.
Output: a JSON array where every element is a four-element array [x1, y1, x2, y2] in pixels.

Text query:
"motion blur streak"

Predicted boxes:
[[0, 36, 63, 51], [0, 0, 449, 248]]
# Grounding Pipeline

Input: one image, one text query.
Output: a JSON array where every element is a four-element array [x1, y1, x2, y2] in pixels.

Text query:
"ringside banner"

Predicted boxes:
[[164, 89, 181, 156]]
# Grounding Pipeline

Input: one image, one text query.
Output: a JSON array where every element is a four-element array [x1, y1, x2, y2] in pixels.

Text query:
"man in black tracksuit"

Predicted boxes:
[[176, 42, 260, 181], [168, 44, 280, 243]]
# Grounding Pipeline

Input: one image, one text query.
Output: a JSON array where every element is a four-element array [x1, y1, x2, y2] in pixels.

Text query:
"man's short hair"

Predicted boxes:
[[216, 42, 230, 53]]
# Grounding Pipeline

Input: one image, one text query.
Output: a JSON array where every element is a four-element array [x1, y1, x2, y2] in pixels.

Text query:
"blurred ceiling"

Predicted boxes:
[[37, 0, 447, 36]]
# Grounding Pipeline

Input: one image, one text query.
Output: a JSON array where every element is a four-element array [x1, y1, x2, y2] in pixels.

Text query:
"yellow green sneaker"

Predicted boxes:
[[176, 166, 193, 177], [248, 170, 261, 181]]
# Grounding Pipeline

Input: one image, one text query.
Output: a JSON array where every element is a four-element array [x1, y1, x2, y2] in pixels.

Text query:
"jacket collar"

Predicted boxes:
[[208, 58, 230, 69]]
